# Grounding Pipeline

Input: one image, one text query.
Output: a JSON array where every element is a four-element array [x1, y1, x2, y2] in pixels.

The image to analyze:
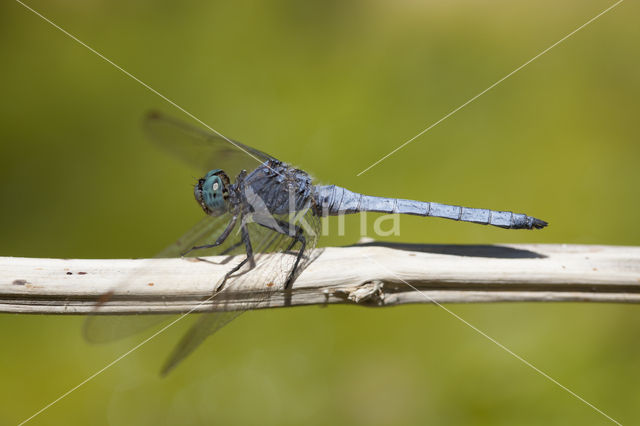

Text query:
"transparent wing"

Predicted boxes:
[[85, 206, 321, 376], [159, 312, 242, 376], [160, 207, 322, 375], [83, 214, 238, 344], [145, 111, 277, 179]]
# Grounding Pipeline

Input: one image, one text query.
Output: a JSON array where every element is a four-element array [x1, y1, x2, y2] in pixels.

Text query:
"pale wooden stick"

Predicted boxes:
[[1, 243, 639, 314]]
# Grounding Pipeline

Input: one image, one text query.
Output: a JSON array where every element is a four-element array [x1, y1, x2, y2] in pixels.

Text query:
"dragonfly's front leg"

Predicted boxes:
[[181, 214, 238, 257], [216, 221, 256, 292]]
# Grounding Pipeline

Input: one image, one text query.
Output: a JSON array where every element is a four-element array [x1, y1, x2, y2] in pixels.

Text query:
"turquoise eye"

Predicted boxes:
[[194, 170, 229, 216]]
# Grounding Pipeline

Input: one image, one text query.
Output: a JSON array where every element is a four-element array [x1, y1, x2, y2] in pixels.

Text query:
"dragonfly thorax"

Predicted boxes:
[[194, 169, 231, 216]]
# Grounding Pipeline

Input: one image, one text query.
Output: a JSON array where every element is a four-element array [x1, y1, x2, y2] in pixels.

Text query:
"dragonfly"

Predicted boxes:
[[85, 111, 548, 375]]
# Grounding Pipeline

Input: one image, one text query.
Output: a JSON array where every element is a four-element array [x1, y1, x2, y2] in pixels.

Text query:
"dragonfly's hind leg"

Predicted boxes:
[[285, 230, 306, 289], [216, 222, 256, 292], [256, 219, 306, 289]]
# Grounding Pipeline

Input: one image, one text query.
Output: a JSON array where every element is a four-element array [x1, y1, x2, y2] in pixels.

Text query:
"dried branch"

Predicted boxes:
[[1, 243, 639, 314]]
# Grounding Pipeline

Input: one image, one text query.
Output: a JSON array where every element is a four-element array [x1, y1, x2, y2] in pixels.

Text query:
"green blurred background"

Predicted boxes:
[[1, 0, 639, 424]]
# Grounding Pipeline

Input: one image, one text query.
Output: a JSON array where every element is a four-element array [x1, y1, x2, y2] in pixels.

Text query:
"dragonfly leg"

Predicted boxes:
[[215, 230, 279, 264], [219, 240, 244, 256], [285, 232, 306, 289], [216, 221, 256, 292], [182, 214, 238, 257], [241, 223, 256, 269], [255, 218, 307, 289]]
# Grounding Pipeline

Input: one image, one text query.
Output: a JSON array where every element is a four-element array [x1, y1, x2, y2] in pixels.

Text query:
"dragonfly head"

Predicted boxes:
[[195, 169, 230, 216]]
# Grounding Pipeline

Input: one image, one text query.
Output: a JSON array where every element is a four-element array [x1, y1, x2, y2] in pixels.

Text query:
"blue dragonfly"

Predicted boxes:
[[85, 112, 547, 375]]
